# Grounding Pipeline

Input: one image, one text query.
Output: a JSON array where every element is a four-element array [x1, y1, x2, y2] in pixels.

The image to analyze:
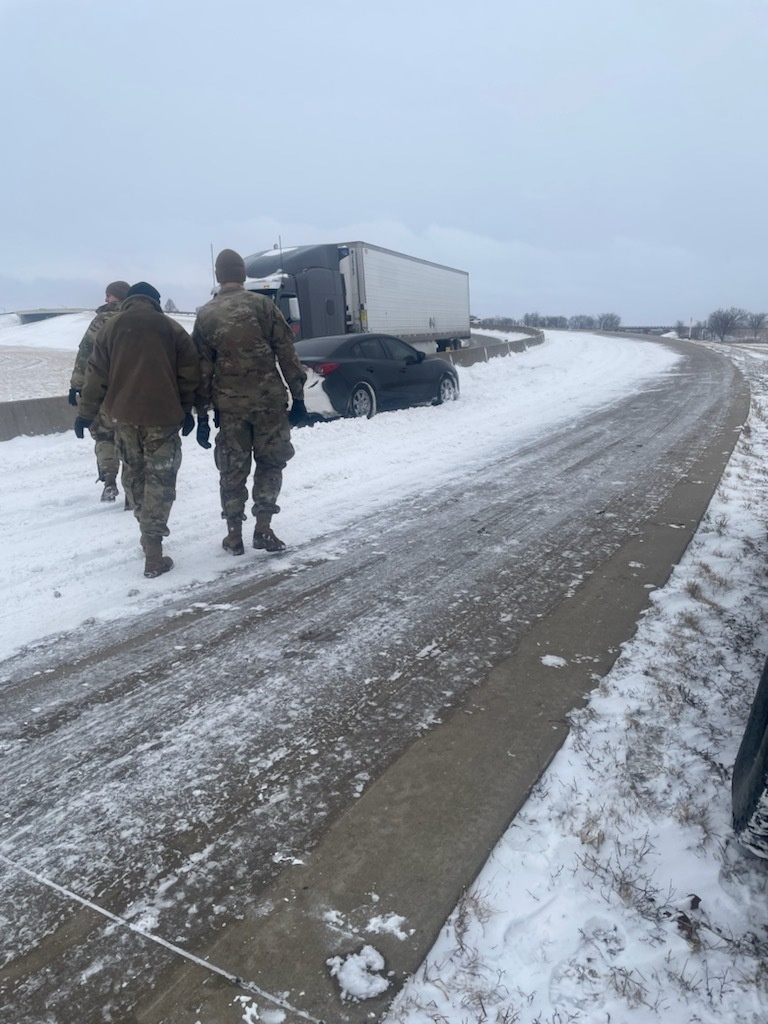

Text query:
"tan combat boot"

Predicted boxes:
[[222, 519, 244, 556], [253, 515, 286, 552], [142, 536, 173, 578]]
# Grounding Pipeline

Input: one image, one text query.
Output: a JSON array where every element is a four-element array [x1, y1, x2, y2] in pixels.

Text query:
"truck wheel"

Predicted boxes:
[[434, 374, 459, 405], [348, 383, 376, 418], [732, 654, 768, 858]]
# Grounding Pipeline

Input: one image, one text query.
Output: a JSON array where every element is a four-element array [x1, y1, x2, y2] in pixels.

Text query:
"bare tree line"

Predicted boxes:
[[477, 312, 622, 331], [688, 309, 767, 343], [475, 308, 767, 344]]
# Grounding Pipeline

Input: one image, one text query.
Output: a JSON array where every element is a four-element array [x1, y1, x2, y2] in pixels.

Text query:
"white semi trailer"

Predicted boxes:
[[242, 241, 471, 351]]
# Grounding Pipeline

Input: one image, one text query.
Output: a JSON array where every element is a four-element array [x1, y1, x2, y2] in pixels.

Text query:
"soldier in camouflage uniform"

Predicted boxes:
[[76, 282, 201, 579], [68, 281, 131, 502], [192, 249, 307, 554]]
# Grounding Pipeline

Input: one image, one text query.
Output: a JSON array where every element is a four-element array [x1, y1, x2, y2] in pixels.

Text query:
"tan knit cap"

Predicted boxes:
[[214, 249, 246, 284], [105, 280, 130, 301]]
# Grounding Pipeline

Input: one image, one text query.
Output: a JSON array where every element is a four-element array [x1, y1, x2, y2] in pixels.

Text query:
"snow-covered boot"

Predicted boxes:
[[100, 472, 118, 502], [253, 516, 286, 553], [143, 536, 173, 578], [222, 519, 244, 556]]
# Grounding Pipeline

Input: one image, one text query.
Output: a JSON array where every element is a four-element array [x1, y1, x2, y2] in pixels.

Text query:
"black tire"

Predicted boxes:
[[732, 654, 768, 857], [347, 383, 376, 419], [434, 373, 459, 405]]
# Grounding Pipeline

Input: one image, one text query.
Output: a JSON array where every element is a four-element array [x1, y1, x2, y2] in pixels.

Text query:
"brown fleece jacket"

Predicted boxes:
[[79, 294, 201, 426]]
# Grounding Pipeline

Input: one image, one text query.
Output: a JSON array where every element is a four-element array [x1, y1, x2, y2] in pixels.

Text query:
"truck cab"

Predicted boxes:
[[243, 245, 347, 341]]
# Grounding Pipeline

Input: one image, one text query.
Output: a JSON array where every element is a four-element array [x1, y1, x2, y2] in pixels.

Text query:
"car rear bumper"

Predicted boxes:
[[302, 368, 339, 419]]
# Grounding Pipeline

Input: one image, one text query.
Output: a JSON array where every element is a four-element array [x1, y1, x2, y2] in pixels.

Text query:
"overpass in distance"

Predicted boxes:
[[614, 325, 675, 335]]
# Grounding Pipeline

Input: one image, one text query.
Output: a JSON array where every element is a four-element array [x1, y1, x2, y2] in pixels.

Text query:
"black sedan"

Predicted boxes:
[[294, 333, 460, 420]]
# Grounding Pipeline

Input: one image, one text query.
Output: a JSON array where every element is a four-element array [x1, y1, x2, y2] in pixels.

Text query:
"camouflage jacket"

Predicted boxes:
[[79, 295, 201, 427], [69, 301, 122, 390], [192, 285, 306, 416]]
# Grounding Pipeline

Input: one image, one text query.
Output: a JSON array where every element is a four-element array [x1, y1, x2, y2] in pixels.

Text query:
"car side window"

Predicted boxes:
[[380, 336, 416, 361], [353, 337, 387, 359]]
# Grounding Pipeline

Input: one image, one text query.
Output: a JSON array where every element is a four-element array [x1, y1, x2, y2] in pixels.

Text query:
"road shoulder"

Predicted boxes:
[[137, 368, 750, 1023]]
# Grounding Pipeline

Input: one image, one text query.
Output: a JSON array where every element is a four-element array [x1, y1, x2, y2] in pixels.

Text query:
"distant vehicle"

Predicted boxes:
[[295, 333, 460, 420], [243, 241, 471, 352]]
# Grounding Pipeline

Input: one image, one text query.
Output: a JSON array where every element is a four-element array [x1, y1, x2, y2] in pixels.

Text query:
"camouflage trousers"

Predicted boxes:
[[115, 424, 182, 539], [215, 410, 294, 521], [89, 408, 119, 479]]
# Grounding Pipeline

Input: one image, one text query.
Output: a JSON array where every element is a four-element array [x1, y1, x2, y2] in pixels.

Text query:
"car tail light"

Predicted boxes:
[[314, 362, 340, 376]]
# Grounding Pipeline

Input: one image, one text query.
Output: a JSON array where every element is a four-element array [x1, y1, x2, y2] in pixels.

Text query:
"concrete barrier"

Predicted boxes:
[[0, 331, 546, 442], [431, 329, 544, 368], [0, 395, 73, 442]]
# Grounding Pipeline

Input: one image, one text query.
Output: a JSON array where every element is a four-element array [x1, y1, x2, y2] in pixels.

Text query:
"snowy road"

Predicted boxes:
[[0, 335, 744, 1023]]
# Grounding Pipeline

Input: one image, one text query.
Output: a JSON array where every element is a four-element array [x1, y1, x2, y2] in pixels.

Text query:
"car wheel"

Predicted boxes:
[[347, 383, 376, 418], [434, 373, 459, 405], [732, 654, 768, 858]]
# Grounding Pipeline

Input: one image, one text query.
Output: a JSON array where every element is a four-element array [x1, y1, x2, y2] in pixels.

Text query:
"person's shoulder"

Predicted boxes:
[[241, 289, 272, 308], [90, 305, 113, 327], [194, 296, 223, 326], [101, 305, 122, 324], [218, 286, 270, 309], [203, 288, 269, 318], [197, 293, 220, 312], [238, 291, 279, 321], [95, 306, 122, 335]]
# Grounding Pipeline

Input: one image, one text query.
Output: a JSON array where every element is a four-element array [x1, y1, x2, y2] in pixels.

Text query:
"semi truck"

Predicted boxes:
[[242, 241, 471, 351]]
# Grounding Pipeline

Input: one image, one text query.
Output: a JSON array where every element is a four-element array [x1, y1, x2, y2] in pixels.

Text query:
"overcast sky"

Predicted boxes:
[[1, 0, 765, 323]]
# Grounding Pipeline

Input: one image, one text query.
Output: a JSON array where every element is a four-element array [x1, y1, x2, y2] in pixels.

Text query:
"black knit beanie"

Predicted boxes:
[[105, 280, 130, 301], [215, 249, 246, 284], [126, 281, 161, 303]]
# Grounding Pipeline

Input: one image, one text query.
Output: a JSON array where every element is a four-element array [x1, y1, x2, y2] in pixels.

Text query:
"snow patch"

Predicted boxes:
[[541, 654, 568, 668], [366, 913, 412, 940], [327, 944, 390, 1001]]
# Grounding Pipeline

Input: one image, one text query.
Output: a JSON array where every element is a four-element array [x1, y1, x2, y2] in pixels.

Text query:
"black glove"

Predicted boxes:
[[74, 416, 93, 439], [288, 398, 308, 427], [181, 412, 195, 436], [196, 415, 211, 449], [68, 387, 80, 407], [213, 408, 220, 428]]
